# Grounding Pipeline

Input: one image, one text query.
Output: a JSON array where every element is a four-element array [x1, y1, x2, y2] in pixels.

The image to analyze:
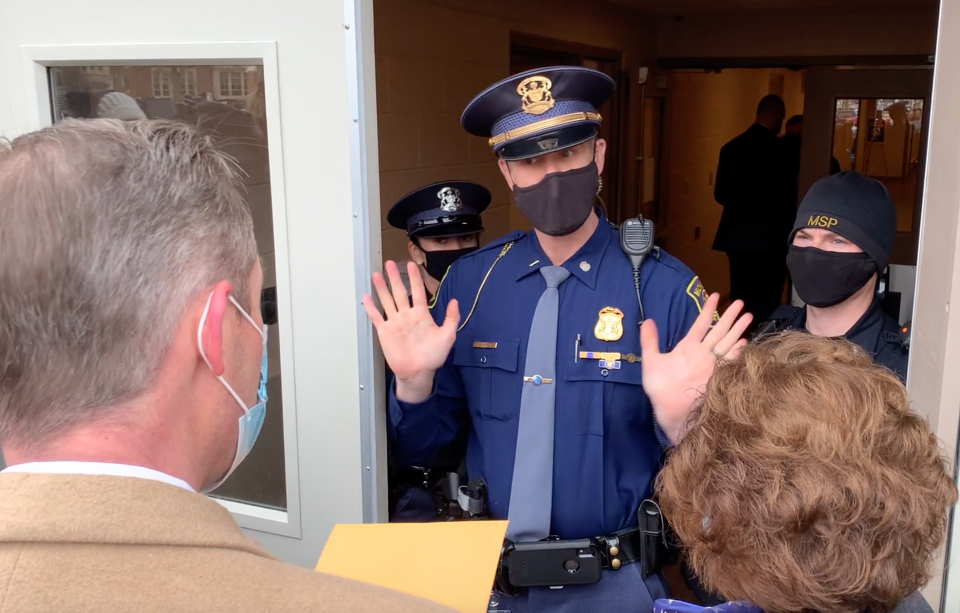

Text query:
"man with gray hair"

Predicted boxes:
[[0, 119, 453, 612]]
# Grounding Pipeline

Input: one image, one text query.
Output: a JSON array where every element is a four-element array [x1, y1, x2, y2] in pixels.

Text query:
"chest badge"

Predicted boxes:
[[594, 307, 624, 342]]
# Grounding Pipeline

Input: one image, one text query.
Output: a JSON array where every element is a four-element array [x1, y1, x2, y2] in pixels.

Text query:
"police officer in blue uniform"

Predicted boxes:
[[754, 171, 908, 380], [385, 181, 490, 522], [363, 66, 752, 613]]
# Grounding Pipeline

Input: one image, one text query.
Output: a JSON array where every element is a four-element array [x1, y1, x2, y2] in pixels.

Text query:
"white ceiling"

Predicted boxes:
[[605, 0, 935, 14]]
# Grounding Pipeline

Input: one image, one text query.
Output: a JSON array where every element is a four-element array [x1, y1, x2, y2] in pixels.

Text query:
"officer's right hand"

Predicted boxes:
[[362, 261, 460, 401]]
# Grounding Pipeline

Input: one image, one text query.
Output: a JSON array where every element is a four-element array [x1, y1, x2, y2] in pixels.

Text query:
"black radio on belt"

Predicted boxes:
[[494, 501, 673, 595], [501, 539, 603, 591], [496, 527, 646, 595]]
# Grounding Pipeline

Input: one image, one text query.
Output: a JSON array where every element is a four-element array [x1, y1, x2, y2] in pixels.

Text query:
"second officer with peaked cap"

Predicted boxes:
[[364, 67, 751, 612], [386, 180, 489, 302], [384, 180, 489, 522]]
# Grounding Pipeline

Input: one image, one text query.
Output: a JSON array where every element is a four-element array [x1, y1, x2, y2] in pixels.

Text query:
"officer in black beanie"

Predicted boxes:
[[755, 171, 908, 380]]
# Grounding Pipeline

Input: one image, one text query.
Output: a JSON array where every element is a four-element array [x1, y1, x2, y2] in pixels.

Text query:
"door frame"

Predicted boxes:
[[19, 40, 304, 539], [920, 1, 960, 610], [1, 0, 383, 570], [658, 55, 934, 71], [346, 0, 389, 525]]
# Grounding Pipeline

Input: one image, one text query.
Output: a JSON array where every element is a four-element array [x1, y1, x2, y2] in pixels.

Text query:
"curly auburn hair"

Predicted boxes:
[[656, 331, 957, 613]]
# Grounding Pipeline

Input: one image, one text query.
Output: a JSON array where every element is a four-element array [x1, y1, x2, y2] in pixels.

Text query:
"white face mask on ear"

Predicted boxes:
[[197, 292, 269, 494]]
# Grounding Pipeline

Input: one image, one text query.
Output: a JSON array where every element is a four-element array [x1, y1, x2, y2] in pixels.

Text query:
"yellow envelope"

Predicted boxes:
[[316, 521, 508, 613]]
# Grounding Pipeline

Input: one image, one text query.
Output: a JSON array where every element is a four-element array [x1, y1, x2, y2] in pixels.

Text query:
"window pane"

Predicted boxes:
[[833, 98, 859, 172], [833, 98, 923, 234], [49, 65, 285, 511]]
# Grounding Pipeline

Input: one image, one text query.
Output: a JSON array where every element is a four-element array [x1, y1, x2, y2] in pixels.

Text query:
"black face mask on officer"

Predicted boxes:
[[786, 245, 878, 308], [511, 162, 599, 237], [420, 246, 477, 282]]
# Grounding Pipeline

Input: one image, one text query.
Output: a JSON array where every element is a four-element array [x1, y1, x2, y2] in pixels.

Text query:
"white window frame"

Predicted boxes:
[[19, 41, 301, 539], [151, 67, 198, 98], [213, 67, 249, 100], [180, 68, 197, 97], [150, 67, 171, 98]]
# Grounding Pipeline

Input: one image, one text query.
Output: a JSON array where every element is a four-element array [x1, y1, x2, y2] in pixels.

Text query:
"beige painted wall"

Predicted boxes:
[[658, 68, 804, 300], [657, 6, 939, 59], [373, 0, 656, 263]]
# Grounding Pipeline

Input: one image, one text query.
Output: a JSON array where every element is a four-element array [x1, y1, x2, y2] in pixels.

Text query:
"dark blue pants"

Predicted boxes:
[[389, 486, 439, 522], [492, 562, 668, 613]]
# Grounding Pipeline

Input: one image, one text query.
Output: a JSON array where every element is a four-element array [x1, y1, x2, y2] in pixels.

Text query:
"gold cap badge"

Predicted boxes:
[[517, 76, 555, 116], [594, 307, 624, 342]]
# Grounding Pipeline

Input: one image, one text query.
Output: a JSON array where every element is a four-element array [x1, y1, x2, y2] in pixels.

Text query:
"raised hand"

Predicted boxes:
[[640, 294, 752, 445], [362, 261, 460, 401]]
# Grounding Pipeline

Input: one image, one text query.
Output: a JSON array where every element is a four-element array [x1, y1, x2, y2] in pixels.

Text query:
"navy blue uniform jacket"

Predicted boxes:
[[764, 299, 908, 381], [388, 211, 707, 539]]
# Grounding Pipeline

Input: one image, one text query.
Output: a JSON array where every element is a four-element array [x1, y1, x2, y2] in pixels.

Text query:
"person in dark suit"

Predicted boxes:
[[780, 114, 803, 207], [713, 95, 792, 326]]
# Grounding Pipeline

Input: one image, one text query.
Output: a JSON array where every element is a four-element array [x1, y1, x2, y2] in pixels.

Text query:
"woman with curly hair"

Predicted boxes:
[[656, 332, 957, 613]]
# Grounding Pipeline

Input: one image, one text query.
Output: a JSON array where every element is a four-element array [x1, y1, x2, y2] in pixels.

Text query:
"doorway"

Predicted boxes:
[[655, 67, 805, 303], [366, 0, 960, 609]]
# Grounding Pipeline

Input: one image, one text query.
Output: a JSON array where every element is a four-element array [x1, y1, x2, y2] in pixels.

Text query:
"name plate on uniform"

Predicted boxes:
[[473, 341, 498, 349], [580, 350, 641, 364]]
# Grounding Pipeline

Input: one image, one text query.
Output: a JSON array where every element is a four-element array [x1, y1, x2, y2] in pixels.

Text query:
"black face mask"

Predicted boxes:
[[421, 246, 477, 282], [512, 162, 599, 237], [786, 246, 877, 308]]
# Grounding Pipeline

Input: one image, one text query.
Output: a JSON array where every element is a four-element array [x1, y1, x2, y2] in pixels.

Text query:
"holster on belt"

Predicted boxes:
[[436, 472, 488, 521], [639, 498, 679, 577]]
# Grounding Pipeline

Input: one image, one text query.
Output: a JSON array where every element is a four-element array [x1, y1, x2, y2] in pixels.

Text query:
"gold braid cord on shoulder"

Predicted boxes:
[[428, 269, 448, 310], [458, 241, 514, 332], [426, 242, 514, 333]]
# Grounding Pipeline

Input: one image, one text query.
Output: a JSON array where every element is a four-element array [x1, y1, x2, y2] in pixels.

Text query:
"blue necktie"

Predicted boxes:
[[506, 265, 571, 542]]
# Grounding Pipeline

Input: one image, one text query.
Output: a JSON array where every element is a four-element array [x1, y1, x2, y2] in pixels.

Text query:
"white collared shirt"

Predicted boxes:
[[1, 461, 195, 492]]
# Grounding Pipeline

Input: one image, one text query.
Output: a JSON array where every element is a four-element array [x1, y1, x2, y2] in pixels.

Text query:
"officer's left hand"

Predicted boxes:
[[639, 294, 752, 445]]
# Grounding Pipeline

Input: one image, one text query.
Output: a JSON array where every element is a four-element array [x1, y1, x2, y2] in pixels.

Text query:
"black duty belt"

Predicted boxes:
[[393, 465, 437, 490], [495, 499, 677, 595], [595, 527, 643, 569], [390, 467, 487, 522]]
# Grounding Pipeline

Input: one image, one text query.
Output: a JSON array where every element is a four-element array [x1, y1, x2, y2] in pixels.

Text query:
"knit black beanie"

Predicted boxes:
[[791, 171, 897, 271]]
